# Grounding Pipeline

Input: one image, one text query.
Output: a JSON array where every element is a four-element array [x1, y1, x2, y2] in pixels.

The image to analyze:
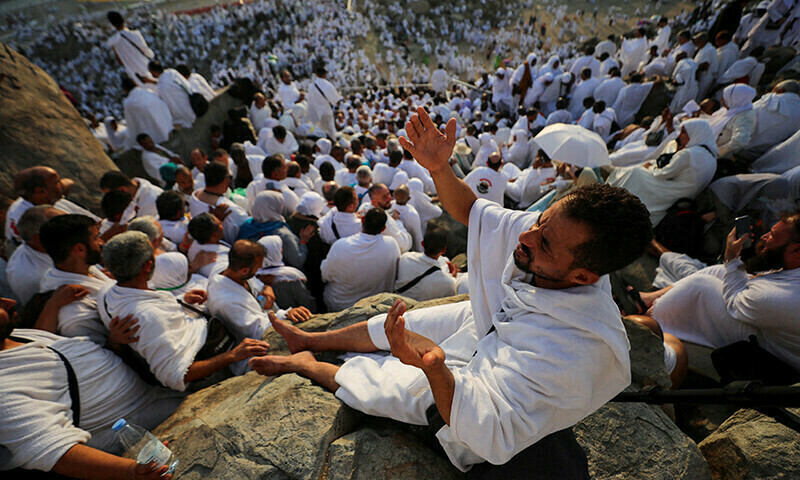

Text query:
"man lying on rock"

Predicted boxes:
[[249, 107, 653, 477]]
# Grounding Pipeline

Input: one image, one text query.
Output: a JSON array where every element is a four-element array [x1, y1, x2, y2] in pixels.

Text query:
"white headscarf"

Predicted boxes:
[[316, 138, 332, 155], [296, 191, 326, 218], [252, 191, 285, 223], [256, 235, 307, 282], [149, 252, 208, 295], [682, 118, 719, 157], [707, 83, 756, 137]]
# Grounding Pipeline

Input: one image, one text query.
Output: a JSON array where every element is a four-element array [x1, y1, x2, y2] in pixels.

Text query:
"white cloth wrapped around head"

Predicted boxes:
[[252, 191, 285, 223], [682, 118, 719, 157], [256, 235, 307, 282], [296, 191, 326, 218], [316, 138, 332, 154]]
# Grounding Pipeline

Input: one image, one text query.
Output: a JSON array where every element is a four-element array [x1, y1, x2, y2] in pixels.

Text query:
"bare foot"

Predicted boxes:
[[640, 286, 672, 308], [248, 351, 316, 377], [271, 316, 311, 353]]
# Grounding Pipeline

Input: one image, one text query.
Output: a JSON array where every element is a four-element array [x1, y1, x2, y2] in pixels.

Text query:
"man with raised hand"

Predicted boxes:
[[249, 107, 652, 477]]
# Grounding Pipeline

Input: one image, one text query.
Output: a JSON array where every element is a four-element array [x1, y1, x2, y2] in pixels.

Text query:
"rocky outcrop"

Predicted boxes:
[[427, 210, 468, 258], [698, 407, 800, 480], [0, 43, 117, 212], [154, 293, 709, 479]]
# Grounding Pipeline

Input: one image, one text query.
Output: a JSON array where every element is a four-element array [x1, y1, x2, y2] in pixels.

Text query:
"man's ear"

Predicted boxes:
[[567, 268, 599, 286]]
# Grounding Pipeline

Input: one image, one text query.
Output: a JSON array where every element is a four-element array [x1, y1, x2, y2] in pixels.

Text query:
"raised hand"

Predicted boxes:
[[399, 107, 458, 175]]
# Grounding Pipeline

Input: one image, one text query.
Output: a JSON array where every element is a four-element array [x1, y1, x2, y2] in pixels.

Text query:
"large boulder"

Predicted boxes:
[[698, 407, 800, 480], [0, 43, 117, 212], [155, 294, 709, 479], [572, 318, 711, 480]]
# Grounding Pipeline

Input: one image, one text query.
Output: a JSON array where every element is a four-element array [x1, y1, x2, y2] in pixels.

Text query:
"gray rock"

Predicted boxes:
[[156, 293, 707, 480], [698, 407, 800, 480], [428, 209, 468, 258], [152, 373, 363, 480], [622, 316, 672, 389], [326, 427, 462, 480], [0, 43, 117, 212], [575, 401, 712, 480]]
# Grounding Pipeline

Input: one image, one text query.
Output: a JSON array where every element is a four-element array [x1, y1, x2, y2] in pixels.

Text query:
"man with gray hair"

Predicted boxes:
[[7, 205, 64, 304], [128, 216, 174, 254], [97, 231, 268, 391]]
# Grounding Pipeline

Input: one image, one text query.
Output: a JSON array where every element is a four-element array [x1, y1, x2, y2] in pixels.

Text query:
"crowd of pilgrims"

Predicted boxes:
[[2, 0, 800, 477]]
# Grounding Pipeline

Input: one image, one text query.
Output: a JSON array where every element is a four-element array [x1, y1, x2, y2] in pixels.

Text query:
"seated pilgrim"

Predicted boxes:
[[97, 231, 268, 391], [237, 191, 312, 270], [7, 206, 63, 305], [318, 186, 362, 245], [395, 227, 458, 301], [356, 184, 413, 254], [320, 208, 400, 311], [189, 162, 249, 244], [186, 213, 229, 278], [205, 239, 312, 343], [256, 236, 317, 312]]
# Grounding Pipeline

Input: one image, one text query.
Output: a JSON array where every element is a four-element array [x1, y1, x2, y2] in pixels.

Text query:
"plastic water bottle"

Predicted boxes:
[[112, 419, 178, 475]]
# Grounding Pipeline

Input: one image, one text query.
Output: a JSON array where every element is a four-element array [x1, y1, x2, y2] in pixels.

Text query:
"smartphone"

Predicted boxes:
[[735, 216, 752, 249]]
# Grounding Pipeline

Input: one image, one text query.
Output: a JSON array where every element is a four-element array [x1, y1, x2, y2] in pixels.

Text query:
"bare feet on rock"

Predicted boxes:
[[270, 314, 311, 353], [248, 351, 316, 377]]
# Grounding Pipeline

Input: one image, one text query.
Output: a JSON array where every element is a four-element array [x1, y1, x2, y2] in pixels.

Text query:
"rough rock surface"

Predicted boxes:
[[0, 43, 117, 211], [698, 407, 800, 480], [156, 293, 709, 479]]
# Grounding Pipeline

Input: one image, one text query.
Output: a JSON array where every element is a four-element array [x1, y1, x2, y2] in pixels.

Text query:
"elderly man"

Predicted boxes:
[[38, 214, 113, 345], [319, 208, 401, 311], [357, 184, 412, 253], [6, 206, 63, 304], [248, 107, 652, 475], [206, 240, 311, 343], [98, 231, 268, 392]]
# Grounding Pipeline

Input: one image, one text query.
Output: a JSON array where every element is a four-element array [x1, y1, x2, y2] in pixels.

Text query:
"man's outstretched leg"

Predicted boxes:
[[269, 311, 379, 354], [248, 351, 342, 392]]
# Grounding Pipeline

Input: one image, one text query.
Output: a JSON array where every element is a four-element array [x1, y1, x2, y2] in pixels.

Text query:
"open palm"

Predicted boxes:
[[399, 107, 458, 175]]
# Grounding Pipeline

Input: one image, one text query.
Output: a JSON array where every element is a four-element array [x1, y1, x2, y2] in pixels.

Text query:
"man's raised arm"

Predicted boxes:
[[399, 107, 477, 226]]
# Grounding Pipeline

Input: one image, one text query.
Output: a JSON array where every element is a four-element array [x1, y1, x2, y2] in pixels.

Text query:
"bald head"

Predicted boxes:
[[15, 166, 63, 204], [487, 152, 503, 171], [228, 239, 265, 272], [394, 185, 410, 205]]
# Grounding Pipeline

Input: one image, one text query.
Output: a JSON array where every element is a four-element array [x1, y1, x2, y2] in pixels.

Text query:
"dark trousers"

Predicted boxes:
[[466, 428, 591, 480]]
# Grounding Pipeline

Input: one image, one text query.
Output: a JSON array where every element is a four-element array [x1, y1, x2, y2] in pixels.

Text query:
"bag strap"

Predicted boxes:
[[120, 31, 152, 60], [48, 346, 81, 427], [177, 298, 213, 320], [314, 81, 334, 109], [331, 220, 341, 240], [396, 265, 440, 293]]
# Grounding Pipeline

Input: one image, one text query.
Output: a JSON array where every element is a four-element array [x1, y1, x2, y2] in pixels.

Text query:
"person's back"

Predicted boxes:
[[395, 227, 456, 301], [0, 328, 183, 472], [123, 84, 173, 149], [321, 209, 400, 311]]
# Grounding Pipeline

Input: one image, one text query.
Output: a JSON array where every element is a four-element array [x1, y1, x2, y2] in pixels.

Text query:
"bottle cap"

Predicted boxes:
[[112, 419, 127, 432]]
